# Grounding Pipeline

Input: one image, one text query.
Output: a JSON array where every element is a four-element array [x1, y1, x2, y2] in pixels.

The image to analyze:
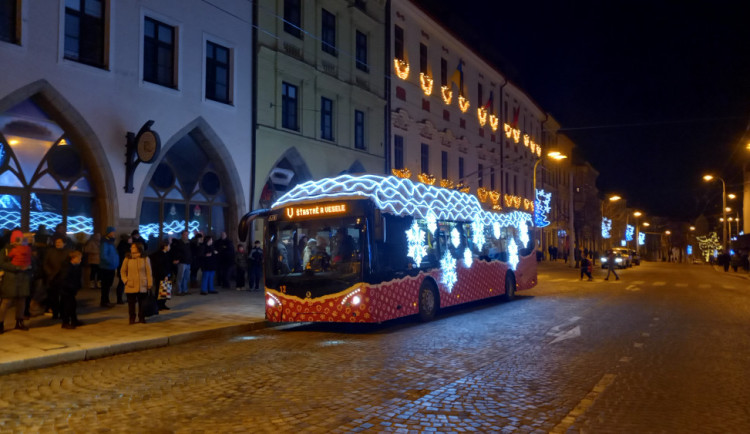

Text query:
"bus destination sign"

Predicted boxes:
[[285, 203, 347, 219]]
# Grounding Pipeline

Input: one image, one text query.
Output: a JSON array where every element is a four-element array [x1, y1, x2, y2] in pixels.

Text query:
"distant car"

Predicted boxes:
[[630, 249, 640, 265], [601, 248, 631, 269]]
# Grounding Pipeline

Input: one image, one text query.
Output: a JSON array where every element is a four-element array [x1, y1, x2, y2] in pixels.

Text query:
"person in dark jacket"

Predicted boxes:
[[43, 237, 71, 319], [249, 240, 263, 291], [171, 230, 192, 296], [0, 230, 33, 332], [98, 227, 119, 307], [200, 236, 218, 295], [150, 240, 172, 311], [58, 251, 83, 329], [215, 231, 234, 288], [234, 243, 248, 290], [115, 233, 131, 304], [189, 232, 204, 288]]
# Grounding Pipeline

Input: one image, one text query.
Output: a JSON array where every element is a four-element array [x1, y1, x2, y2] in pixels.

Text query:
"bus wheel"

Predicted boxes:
[[503, 272, 516, 301], [418, 281, 438, 322]]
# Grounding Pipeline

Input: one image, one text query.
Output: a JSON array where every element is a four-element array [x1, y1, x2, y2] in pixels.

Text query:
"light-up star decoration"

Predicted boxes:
[[638, 232, 645, 246], [463, 247, 473, 268], [451, 227, 461, 249], [471, 220, 485, 251], [426, 210, 437, 234], [519, 223, 529, 248], [625, 225, 635, 242], [508, 238, 519, 270], [534, 189, 551, 228], [440, 250, 457, 292], [602, 217, 612, 239], [405, 221, 427, 266]]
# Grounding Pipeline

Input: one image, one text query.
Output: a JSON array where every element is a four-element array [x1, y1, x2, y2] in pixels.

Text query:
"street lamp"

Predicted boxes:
[[633, 211, 642, 255], [601, 194, 622, 250], [703, 174, 728, 251], [532, 150, 569, 263]]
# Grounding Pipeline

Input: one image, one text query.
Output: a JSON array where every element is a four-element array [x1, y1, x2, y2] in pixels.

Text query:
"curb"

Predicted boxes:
[[0, 319, 270, 376]]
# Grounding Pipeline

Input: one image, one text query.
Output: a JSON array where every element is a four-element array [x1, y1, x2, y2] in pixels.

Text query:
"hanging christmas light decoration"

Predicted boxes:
[[520, 223, 529, 248], [440, 250, 457, 292], [418, 172, 436, 185], [391, 168, 411, 179], [493, 221, 501, 239], [638, 232, 645, 246], [536, 146, 542, 157], [697, 232, 721, 261], [405, 221, 427, 266], [458, 95, 470, 113], [441, 86, 453, 104], [451, 227, 461, 249], [625, 224, 635, 242], [476, 187, 489, 203], [426, 210, 437, 234], [477, 107, 488, 126], [508, 238, 519, 270], [489, 191, 501, 209], [471, 220, 486, 251], [489, 114, 499, 132], [523, 134, 530, 147], [602, 217, 612, 239], [419, 73, 433, 96], [463, 247, 473, 268], [394, 58, 410, 80], [534, 189, 552, 228], [512, 129, 521, 143]]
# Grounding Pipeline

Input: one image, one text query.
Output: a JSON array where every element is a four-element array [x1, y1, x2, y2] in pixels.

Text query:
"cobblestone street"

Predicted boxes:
[[1, 262, 749, 432]]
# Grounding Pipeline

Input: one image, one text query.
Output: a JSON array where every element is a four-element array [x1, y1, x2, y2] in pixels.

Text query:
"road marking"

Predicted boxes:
[[675, 283, 688, 288], [551, 374, 617, 433], [619, 357, 632, 363], [699, 284, 710, 289], [634, 342, 644, 348], [549, 326, 581, 344], [723, 284, 736, 289], [653, 282, 666, 286], [625, 284, 640, 291], [642, 332, 650, 337], [632, 280, 645, 285], [547, 317, 582, 344]]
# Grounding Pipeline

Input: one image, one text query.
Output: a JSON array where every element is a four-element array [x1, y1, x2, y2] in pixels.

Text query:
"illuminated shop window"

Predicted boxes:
[[0, 99, 94, 234]]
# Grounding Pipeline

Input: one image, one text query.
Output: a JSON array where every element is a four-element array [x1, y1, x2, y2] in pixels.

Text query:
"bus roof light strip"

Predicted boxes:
[[272, 174, 533, 231]]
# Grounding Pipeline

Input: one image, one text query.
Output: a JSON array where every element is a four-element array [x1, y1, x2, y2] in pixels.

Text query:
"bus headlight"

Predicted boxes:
[[351, 295, 361, 306], [267, 298, 276, 307]]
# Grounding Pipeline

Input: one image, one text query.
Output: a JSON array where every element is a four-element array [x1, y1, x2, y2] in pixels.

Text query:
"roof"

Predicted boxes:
[[272, 174, 532, 230]]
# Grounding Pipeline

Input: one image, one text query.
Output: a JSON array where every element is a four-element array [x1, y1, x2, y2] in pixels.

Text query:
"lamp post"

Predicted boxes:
[[601, 194, 621, 250], [533, 151, 568, 263], [633, 211, 642, 255], [703, 174, 728, 251]]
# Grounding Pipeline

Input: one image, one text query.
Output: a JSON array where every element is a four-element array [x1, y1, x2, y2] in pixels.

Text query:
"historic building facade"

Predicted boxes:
[[0, 0, 254, 244]]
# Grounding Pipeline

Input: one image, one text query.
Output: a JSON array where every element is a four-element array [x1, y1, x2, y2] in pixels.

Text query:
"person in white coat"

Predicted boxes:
[[120, 243, 153, 324]]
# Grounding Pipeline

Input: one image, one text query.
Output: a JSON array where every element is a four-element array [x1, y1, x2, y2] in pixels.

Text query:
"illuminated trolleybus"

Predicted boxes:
[[256, 174, 537, 323]]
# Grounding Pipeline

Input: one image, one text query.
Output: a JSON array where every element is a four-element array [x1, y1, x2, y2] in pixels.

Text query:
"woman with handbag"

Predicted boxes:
[[120, 242, 153, 324], [149, 240, 172, 311]]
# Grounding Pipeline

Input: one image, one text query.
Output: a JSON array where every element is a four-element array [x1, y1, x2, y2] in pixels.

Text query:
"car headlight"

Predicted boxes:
[[615, 258, 622, 263], [601, 257, 607, 262]]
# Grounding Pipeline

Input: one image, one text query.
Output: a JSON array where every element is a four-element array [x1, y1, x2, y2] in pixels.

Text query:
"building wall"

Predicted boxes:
[[0, 0, 253, 237], [389, 0, 545, 204]]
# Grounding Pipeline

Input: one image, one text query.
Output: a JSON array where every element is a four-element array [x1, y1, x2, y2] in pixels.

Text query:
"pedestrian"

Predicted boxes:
[[58, 250, 83, 329], [171, 230, 192, 296], [574, 246, 581, 268], [98, 227, 118, 308], [249, 240, 263, 291], [604, 249, 619, 281], [120, 242, 153, 324], [189, 232, 204, 288], [215, 231, 234, 288], [51, 223, 74, 249], [83, 233, 101, 289], [115, 233, 131, 304], [580, 254, 593, 281], [43, 237, 70, 319], [200, 236, 218, 295], [149, 240, 172, 311], [234, 243, 249, 290], [0, 230, 33, 333]]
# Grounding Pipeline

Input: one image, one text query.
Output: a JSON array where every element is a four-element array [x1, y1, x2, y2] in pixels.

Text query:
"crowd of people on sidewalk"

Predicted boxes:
[[0, 224, 264, 333]]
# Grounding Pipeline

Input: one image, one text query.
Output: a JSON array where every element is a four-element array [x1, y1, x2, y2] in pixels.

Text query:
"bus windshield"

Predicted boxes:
[[266, 216, 364, 293]]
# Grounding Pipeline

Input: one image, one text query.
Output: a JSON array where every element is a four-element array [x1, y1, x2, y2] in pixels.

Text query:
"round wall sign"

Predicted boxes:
[[136, 130, 160, 163]]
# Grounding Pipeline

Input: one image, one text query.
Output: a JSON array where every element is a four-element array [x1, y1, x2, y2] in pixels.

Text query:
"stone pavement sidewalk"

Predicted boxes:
[[0, 285, 267, 376]]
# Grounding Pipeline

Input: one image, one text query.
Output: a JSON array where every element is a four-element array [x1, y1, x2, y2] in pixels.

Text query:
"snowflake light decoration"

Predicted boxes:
[[534, 189, 552, 228], [493, 221, 501, 239], [625, 224, 635, 242], [638, 232, 645, 246], [426, 210, 437, 234], [508, 238, 519, 270], [405, 221, 427, 266], [451, 227, 461, 248], [471, 220, 485, 251], [602, 217, 612, 239], [697, 232, 721, 261], [463, 247, 473, 268], [440, 250, 457, 292], [519, 223, 529, 248]]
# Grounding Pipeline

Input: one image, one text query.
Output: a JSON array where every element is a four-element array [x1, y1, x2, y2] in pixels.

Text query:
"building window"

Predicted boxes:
[[321, 97, 333, 141], [0, 0, 19, 44], [420, 144, 429, 174], [354, 0, 366, 11], [284, 0, 302, 38], [321, 9, 336, 55], [355, 31, 368, 72], [478, 164, 484, 187], [394, 135, 404, 170], [419, 43, 427, 74], [458, 157, 464, 180], [394, 25, 404, 60], [206, 41, 231, 104], [64, 0, 106, 67], [143, 17, 175, 88], [282, 82, 299, 131], [354, 110, 365, 150], [440, 58, 447, 86], [441, 151, 448, 180]]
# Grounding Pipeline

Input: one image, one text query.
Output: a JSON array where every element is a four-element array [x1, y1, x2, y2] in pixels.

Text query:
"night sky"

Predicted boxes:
[[416, 1, 750, 221]]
